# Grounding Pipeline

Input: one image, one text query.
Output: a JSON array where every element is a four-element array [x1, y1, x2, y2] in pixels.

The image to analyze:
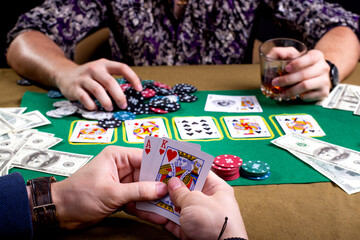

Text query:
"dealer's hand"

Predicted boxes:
[[271, 49, 331, 102], [50, 146, 168, 229], [55, 59, 142, 111]]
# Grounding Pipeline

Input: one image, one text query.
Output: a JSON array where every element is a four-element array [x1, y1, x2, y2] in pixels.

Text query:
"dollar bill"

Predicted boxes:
[[271, 134, 360, 174], [20, 110, 51, 130], [289, 150, 360, 195], [0, 107, 27, 115], [354, 91, 360, 116], [0, 136, 28, 176], [0, 110, 32, 130], [10, 146, 92, 177], [321, 84, 360, 111]]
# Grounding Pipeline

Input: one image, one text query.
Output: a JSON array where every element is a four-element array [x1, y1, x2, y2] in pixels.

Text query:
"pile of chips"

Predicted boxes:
[[46, 78, 198, 128], [240, 160, 271, 180], [211, 154, 243, 181]]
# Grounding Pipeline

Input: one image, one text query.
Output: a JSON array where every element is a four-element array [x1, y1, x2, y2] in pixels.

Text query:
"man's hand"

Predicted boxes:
[[164, 172, 248, 240], [51, 146, 168, 229], [55, 59, 142, 111]]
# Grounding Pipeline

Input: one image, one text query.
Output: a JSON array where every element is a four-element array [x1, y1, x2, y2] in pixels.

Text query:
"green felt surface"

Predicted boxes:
[[17, 90, 360, 186]]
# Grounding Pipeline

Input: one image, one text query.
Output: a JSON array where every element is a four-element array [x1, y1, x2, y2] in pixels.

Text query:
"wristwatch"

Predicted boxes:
[[326, 60, 339, 90]]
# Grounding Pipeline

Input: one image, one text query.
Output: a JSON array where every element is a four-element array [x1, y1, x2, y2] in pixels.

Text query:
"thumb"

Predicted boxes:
[[168, 177, 190, 209], [116, 181, 168, 203]]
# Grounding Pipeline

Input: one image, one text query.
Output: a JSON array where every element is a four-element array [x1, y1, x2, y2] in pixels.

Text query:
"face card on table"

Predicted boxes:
[[137, 139, 214, 224], [224, 116, 271, 138], [204, 94, 263, 113], [275, 114, 325, 136], [125, 118, 168, 143], [69, 121, 114, 143]]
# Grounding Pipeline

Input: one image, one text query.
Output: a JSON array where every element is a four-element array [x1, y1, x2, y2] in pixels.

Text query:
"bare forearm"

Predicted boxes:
[[6, 30, 78, 87], [315, 26, 360, 81]]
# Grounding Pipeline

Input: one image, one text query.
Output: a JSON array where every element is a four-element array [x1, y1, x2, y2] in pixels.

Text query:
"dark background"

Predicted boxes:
[[1, 0, 359, 68]]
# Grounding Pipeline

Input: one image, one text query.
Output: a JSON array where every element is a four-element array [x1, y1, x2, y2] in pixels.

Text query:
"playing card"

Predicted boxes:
[[124, 118, 168, 143], [275, 114, 325, 137], [137, 138, 214, 224], [140, 137, 201, 181], [204, 94, 263, 113], [174, 117, 221, 140], [69, 121, 114, 143], [224, 116, 272, 138]]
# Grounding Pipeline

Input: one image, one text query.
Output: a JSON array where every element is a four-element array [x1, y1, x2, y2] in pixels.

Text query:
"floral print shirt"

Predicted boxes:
[[7, 0, 360, 66]]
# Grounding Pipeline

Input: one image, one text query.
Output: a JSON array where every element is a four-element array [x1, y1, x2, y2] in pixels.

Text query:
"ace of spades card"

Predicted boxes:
[[174, 117, 221, 140], [69, 121, 114, 143], [224, 116, 271, 138], [124, 118, 168, 143], [204, 94, 263, 113], [137, 137, 213, 224], [275, 114, 325, 137]]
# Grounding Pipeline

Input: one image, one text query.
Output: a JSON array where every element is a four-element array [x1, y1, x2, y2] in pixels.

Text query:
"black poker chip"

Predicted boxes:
[[178, 94, 198, 103], [160, 102, 181, 112], [17, 78, 32, 86], [148, 98, 170, 108], [172, 83, 197, 94], [98, 117, 122, 128]]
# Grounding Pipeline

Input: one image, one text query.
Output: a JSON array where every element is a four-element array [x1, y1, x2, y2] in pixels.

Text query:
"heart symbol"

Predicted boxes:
[[145, 148, 150, 154], [159, 149, 165, 155], [166, 149, 177, 162]]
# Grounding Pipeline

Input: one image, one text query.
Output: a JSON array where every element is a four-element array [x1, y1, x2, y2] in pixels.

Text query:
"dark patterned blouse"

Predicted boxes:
[[7, 0, 360, 66]]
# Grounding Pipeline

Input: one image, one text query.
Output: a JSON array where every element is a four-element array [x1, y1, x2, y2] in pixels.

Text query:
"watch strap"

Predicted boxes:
[[27, 176, 58, 230], [325, 60, 339, 90]]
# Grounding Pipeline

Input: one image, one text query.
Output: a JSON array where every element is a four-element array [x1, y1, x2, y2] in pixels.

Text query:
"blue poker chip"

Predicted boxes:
[[48, 89, 63, 98], [113, 111, 136, 121], [240, 169, 271, 180]]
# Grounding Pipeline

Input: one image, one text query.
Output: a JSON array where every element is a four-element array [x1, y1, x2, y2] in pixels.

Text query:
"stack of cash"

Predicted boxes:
[[272, 134, 360, 195], [319, 83, 360, 116], [0, 107, 92, 177]]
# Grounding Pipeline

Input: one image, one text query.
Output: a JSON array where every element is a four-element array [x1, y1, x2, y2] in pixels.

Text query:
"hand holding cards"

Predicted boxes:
[[137, 136, 214, 224]]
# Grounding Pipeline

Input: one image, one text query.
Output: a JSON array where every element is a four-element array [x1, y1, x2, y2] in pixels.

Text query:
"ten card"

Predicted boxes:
[[204, 94, 263, 113], [224, 116, 271, 138], [137, 138, 213, 224], [69, 121, 114, 143], [174, 116, 221, 140], [124, 118, 169, 143], [275, 114, 325, 136]]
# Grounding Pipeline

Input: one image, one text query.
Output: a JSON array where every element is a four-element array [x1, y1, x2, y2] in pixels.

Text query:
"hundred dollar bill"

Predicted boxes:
[[10, 146, 92, 177], [0, 136, 28, 176], [271, 133, 360, 174], [321, 84, 360, 111], [0, 107, 27, 115], [0, 110, 32, 130], [289, 150, 360, 195], [20, 110, 51, 130], [354, 91, 360, 116]]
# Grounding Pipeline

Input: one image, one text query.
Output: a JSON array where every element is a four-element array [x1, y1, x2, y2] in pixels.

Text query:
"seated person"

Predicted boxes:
[[0, 146, 248, 240], [6, 0, 360, 110]]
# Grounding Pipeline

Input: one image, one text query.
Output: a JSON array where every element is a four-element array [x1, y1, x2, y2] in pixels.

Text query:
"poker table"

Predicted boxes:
[[1, 64, 360, 239]]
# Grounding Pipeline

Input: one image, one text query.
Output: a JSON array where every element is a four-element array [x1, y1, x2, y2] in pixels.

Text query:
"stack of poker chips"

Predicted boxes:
[[211, 154, 243, 181], [240, 160, 271, 180]]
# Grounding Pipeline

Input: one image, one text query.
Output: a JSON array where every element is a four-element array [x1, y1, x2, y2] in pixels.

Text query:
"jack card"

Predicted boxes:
[[275, 114, 325, 137], [70, 121, 114, 143], [125, 118, 168, 143], [224, 116, 271, 138]]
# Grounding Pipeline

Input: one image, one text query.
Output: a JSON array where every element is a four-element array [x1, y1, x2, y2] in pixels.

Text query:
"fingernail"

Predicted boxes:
[[156, 182, 168, 196], [136, 84, 143, 91], [168, 178, 182, 191], [121, 102, 127, 109], [272, 78, 279, 87], [285, 64, 292, 72]]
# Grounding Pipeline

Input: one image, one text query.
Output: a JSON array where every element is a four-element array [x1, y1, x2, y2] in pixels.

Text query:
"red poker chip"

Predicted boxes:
[[150, 107, 169, 114], [153, 81, 172, 90], [141, 88, 156, 98], [120, 83, 131, 91], [213, 154, 242, 168], [212, 163, 239, 172], [220, 172, 240, 181]]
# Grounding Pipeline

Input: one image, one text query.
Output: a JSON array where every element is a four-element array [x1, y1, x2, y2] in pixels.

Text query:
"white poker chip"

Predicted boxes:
[[46, 109, 64, 118], [82, 111, 113, 120], [53, 105, 78, 116], [53, 100, 73, 108]]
